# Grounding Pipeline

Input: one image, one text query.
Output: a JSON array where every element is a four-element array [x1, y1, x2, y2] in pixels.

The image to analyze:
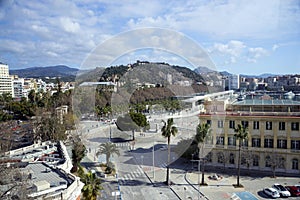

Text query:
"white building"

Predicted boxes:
[[12, 76, 25, 99], [0, 63, 13, 96], [222, 74, 240, 90]]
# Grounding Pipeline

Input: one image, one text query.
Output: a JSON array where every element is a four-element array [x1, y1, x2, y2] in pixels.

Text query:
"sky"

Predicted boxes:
[[0, 0, 300, 75]]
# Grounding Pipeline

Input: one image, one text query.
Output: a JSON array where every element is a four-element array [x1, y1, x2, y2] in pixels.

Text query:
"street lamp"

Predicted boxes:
[[153, 140, 155, 180]]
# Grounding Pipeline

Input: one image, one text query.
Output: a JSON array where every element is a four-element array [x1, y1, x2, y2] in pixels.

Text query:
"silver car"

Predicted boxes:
[[273, 183, 291, 197], [263, 187, 280, 198]]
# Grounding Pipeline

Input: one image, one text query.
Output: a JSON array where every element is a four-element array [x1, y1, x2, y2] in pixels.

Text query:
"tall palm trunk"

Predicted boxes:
[[237, 144, 241, 186], [166, 136, 171, 185], [199, 144, 205, 185]]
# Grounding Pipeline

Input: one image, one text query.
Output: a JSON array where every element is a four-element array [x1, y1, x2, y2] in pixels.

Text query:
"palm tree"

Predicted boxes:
[[234, 124, 248, 187], [161, 118, 178, 185], [96, 142, 120, 166], [195, 123, 211, 185], [71, 139, 86, 173], [81, 171, 103, 200]]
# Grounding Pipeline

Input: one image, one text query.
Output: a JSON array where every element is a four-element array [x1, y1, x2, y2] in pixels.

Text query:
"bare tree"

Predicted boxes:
[[265, 152, 285, 178], [241, 151, 253, 175], [217, 151, 230, 172]]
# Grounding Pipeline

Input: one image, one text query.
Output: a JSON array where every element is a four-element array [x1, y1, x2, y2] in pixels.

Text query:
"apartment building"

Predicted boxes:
[[0, 63, 13, 96], [199, 98, 300, 174], [1, 141, 83, 200]]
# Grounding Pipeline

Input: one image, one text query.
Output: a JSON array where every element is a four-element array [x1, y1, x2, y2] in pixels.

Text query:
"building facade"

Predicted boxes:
[[199, 99, 300, 175], [0, 63, 13, 96]]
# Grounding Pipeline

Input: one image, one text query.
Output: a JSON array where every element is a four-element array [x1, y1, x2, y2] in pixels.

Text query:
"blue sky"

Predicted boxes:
[[0, 0, 299, 75]]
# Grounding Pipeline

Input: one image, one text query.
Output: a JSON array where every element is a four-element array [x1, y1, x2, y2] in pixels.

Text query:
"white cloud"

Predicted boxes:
[[272, 44, 279, 51], [60, 17, 81, 33], [211, 40, 246, 57], [248, 47, 268, 58], [247, 47, 268, 63]]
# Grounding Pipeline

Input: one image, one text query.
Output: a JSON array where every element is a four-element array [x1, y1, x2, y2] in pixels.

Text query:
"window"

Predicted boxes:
[[292, 159, 298, 170], [291, 122, 299, 131], [241, 139, 248, 147], [253, 155, 259, 166], [205, 152, 212, 162], [229, 153, 235, 164], [278, 157, 285, 169], [266, 121, 272, 130], [229, 120, 235, 129], [279, 122, 285, 131], [264, 138, 273, 148], [228, 137, 236, 146], [241, 121, 249, 128], [207, 120, 211, 125], [213, 105, 217, 111], [218, 120, 224, 128], [217, 152, 224, 163], [253, 121, 259, 130], [265, 156, 271, 167], [277, 139, 287, 149], [291, 140, 300, 150], [252, 138, 261, 147], [216, 136, 224, 145]]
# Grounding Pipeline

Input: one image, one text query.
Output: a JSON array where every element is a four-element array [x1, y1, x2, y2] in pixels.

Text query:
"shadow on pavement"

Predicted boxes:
[[257, 190, 270, 199], [119, 179, 152, 186]]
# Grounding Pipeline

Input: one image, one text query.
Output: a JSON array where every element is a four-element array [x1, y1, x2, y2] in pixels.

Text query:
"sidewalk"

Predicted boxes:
[[186, 172, 245, 200]]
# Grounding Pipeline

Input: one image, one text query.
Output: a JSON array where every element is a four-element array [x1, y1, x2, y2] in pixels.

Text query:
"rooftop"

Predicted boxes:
[[232, 99, 300, 106]]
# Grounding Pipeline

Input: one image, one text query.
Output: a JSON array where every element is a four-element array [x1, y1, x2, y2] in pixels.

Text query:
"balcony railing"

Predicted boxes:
[[200, 111, 300, 117]]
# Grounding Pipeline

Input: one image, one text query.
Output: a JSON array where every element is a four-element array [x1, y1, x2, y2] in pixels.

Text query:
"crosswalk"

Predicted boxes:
[[118, 168, 144, 185], [114, 142, 130, 149]]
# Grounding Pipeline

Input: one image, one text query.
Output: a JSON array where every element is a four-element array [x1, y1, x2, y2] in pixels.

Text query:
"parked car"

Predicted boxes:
[[208, 174, 222, 180], [272, 183, 291, 197], [263, 187, 280, 198], [285, 186, 300, 197], [160, 145, 168, 151]]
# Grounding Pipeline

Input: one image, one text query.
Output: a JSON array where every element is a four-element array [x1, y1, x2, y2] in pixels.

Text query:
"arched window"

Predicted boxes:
[[265, 156, 271, 167], [253, 155, 259, 166], [292, 158, 298, 170], [229, 153, 235, 164], [205, 152, 212, 162], [217, 152, 224, 163], [278, 157, 285, 169]]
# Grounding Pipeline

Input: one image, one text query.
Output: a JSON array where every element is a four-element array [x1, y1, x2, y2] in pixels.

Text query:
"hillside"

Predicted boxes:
[[98, 62, 205, 84], [10, 65, 79, 78]]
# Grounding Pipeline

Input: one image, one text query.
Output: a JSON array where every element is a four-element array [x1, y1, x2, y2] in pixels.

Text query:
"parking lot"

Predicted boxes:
[[187, 172, 300, 200]]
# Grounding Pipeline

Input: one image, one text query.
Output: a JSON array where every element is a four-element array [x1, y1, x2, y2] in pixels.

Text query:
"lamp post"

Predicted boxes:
[[141, 155, 144, 166], [153, 139, 155, 180], [109, 124, 112, 142], [198, 158, 200, 200]]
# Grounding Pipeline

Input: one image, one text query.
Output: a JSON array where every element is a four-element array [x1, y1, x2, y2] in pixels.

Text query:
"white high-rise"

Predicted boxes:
[[0, 63, 13, 96]]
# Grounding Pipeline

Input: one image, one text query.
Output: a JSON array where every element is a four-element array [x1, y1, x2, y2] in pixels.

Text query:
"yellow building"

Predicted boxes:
[[199, 99, 300, 175]]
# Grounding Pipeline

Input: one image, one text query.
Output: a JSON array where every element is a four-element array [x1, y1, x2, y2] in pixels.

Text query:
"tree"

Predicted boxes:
[[266, 152, 285, 178], [161, 118, 178, 185], [34, 114, 67, 142], [116, 112, 149, 140], [241, 151, 253, 175], [81, 171, 102, 200], [234, 124, 248, 187], [195, 123, 211, 185], [96, 142, 120, 166], [71, 137, 86, 173]]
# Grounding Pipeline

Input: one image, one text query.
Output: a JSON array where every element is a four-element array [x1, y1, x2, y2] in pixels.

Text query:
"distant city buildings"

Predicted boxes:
[[222, 74, 240, 90], [0, 63, 75, 100]]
